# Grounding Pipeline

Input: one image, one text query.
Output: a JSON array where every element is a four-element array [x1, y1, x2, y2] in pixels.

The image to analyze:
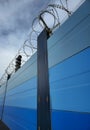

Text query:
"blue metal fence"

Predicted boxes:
[[0, 0, 90, 129]]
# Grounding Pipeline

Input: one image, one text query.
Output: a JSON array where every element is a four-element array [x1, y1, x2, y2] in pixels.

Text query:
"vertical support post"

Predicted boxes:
[[37, 29, 51, 130], [1, 74, 11, 120]]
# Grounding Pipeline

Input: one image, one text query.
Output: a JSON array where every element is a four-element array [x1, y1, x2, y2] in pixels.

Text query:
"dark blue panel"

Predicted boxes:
[[2, 106, 37, 130], [51, 110, 90, 130]]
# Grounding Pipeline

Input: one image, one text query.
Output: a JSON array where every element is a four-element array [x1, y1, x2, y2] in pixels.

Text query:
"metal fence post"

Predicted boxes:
[[37, 29, 51, 130]]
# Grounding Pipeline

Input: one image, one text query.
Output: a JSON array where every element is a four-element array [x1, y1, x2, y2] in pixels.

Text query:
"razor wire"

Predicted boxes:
[[0, 0, 72, 86]]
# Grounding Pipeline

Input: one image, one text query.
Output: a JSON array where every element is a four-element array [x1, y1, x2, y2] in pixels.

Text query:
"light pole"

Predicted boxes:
[[1, 74, 11, 120]]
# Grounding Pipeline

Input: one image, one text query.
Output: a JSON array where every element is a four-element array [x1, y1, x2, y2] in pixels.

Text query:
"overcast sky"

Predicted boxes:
[[0, 0, 85, 78], [0, 0, 51, 77]]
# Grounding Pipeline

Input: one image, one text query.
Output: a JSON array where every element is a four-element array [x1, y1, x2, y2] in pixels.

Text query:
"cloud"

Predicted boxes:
[[0, 0, 50, 33], [0, 47, 16, 77], [0, 0, 51, 78]]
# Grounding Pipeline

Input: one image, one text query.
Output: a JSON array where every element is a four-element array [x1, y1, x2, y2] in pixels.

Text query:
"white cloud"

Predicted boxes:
[[0, 0, 51, 78], [0, 47, 16, 77]]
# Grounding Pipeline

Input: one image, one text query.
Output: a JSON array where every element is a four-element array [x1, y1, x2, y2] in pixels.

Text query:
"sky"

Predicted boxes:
[[0, 0, 85, 78], [0, 0, 51, 78]]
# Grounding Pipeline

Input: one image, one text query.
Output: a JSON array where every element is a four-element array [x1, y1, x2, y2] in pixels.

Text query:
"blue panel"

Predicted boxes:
[[2, 106, 37, 130], [0, 106, 3, 119], [49, 48, 90, 81], [51, 110, 90, 130], [7, 76, 37, 96], [5, 77, 37, 108], [49, 48, 90, 112]]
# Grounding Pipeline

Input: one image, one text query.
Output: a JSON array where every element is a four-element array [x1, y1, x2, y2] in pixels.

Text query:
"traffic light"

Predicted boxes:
[[15, 55, 22, 72], [7, 74, 11, 80]]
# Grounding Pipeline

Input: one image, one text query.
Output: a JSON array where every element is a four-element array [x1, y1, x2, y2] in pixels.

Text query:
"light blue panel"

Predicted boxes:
[[48, 14, 90, 61], [48, 1, 90, 68], [5, 77, 37, 109], [5, 90, 37, 108], [7, 53, 37, 92], [6, 77, 37, 96], [48, 0, 90, 49], [0, 83, 6, 95], [49, 48, 90, 112]]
